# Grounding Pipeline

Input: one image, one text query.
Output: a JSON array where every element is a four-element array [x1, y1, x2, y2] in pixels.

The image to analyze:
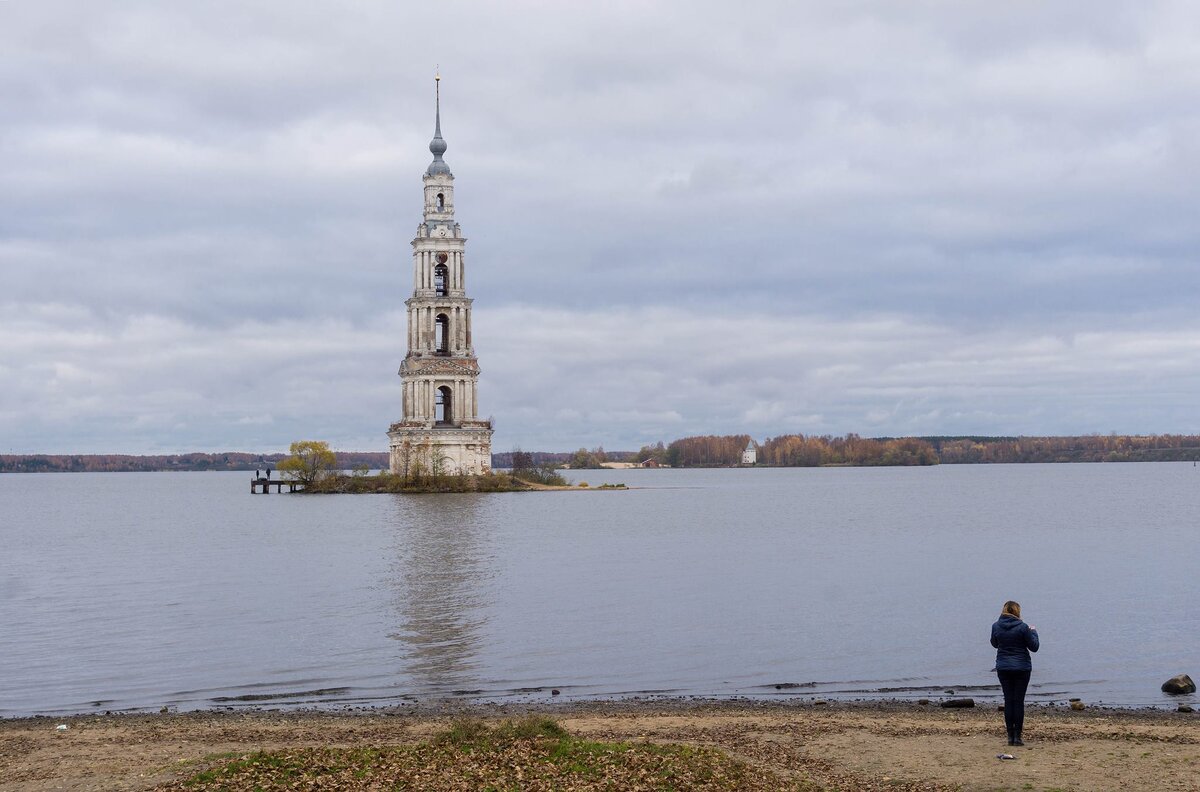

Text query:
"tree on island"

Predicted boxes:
[[510, 448, 534, 472], [568, 447, 606, 469], [278, 440, 338, 486], [508, 446, 567, 486]]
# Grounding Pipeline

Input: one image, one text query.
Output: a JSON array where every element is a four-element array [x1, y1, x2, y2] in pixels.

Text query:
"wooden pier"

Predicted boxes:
[[250, 476, 303, 494]]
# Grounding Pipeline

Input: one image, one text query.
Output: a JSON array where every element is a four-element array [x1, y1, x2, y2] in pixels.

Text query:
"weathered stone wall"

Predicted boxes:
[[387, 425, 493, 476]]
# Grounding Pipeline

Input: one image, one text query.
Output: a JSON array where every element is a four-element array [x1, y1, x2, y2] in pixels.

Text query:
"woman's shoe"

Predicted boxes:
[[1012, 738, 1025, 746]]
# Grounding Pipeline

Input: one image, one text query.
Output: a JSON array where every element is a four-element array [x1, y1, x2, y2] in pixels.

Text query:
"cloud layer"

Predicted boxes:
[[3, 1, 1199, 452]]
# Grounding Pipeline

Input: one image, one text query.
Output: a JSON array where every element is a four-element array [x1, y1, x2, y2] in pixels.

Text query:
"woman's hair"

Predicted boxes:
[[1001, 600, 1021, 619]]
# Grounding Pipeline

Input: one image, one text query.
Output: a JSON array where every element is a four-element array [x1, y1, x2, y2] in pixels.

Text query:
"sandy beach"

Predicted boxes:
[[3, 699, 1197, 791]]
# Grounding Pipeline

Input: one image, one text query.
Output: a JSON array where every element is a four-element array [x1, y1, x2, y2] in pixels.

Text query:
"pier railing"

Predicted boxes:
[[249, 474, 303, 494]]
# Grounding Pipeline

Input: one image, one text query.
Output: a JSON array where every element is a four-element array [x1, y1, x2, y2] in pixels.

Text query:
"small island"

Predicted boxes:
[[263, 441, 624, 494]]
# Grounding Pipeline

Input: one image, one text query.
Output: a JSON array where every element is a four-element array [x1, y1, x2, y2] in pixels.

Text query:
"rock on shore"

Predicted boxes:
[[1161, 674, 1196, 694]]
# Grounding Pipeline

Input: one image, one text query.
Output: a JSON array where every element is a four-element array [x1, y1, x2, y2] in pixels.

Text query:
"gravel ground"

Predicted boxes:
[[2, 699, 1197, 791]]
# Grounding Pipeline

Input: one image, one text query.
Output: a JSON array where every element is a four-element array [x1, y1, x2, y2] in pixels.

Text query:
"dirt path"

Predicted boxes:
[[2, 702, 1197, 791]]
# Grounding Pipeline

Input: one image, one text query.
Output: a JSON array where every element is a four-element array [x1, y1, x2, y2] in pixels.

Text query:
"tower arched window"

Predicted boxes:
[[434, 264, 448, 296], [436, 192, 445, 211], [435, 385, 453, 425], [435, 313, 450, 355]]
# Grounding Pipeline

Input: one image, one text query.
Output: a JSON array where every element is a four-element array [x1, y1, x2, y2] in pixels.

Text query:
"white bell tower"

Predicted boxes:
[[387, 74, 493, 476]]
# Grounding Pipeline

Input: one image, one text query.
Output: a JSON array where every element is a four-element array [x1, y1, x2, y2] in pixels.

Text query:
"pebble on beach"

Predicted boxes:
[[940, 698, 974, 708]]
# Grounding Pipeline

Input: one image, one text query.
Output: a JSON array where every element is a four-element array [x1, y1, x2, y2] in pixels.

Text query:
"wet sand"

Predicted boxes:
[[2, 699, 1197, 791]]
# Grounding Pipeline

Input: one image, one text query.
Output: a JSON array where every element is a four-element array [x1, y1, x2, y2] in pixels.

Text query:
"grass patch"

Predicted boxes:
[[183, 752, 306, 786], [163, 716, 804, 791], [493, 715, 569, 742]]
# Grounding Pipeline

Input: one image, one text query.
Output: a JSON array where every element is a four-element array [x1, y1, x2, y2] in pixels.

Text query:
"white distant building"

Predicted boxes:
[[387, 76, 493, 476], [741, 441, 757, 465]]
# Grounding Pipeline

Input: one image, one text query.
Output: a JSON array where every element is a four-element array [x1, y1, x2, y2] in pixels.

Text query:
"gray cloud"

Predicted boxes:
[[7, 301, 1197, 453], [2, 1, 1199, 452]]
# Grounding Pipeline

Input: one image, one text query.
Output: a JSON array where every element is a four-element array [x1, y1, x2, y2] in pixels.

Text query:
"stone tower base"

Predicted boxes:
[[387, 422, 493, 477]]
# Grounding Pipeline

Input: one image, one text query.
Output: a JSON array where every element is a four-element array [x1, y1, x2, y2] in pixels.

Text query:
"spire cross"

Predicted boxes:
[[434, 69, 442, 137]]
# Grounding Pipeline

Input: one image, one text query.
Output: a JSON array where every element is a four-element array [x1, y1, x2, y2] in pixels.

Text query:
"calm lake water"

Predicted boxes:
[[2, 464, 1197, 717]]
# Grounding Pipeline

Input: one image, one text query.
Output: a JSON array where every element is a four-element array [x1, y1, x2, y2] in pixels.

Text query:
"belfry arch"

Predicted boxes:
[[435, 385, 453, 425], [434, 313, 450, 354]]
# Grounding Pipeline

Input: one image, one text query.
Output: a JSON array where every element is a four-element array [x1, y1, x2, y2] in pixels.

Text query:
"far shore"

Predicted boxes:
[[4, 698, 1197, 791]]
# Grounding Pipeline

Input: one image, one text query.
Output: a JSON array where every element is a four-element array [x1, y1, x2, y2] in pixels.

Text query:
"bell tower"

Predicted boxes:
[[387, 75, 493, 476]]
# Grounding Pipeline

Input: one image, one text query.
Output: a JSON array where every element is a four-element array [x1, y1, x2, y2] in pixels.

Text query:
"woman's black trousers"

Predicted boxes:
[[996, 669, 1031, 740]]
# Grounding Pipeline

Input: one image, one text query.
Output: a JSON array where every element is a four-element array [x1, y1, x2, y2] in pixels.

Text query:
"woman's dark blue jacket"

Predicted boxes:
[[991, 614, 1039, 671]]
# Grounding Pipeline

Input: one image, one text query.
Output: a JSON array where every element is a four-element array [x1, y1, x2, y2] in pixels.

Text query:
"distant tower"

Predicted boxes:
[[388, 75, 493, 476], [741, 441, 757, 466]]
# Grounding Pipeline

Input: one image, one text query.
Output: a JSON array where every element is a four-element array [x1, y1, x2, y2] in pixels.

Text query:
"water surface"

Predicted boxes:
[[2, 464, 1196, 716]]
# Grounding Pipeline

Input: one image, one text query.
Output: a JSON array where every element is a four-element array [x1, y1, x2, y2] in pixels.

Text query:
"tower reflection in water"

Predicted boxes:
[[387, 494, 493, 694]]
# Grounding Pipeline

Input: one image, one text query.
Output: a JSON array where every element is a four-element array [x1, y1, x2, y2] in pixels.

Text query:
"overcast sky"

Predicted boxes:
[[3, 1, 1200, 454]]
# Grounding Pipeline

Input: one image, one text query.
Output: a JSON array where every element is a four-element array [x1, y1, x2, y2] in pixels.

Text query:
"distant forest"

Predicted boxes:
[[647, 433, 1200, 468], [0, 451, 389, 474], [3, 434, 1199, 473]]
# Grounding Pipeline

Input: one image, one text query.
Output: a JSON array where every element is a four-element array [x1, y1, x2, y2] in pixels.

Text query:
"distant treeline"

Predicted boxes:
[[0, 451, 389, 473], [919, 434, 1200, 464], [2, 450, 628, 473], [642, 433, 1200, 467], [656, 434, 937, 467], [492, 450, 635, 469], [6, 434, 1199, 473], [491, 451, 573, 469]]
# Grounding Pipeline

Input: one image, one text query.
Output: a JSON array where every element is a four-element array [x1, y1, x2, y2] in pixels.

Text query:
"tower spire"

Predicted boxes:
[[427, 70, 450, 175]]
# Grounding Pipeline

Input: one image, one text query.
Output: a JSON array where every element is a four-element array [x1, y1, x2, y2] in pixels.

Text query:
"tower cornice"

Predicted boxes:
[[405, 295, 473, 306], [411, 232, 466, 245]]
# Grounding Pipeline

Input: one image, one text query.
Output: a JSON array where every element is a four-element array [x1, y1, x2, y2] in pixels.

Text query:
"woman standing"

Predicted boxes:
[[991, 600, 1039, 746]]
